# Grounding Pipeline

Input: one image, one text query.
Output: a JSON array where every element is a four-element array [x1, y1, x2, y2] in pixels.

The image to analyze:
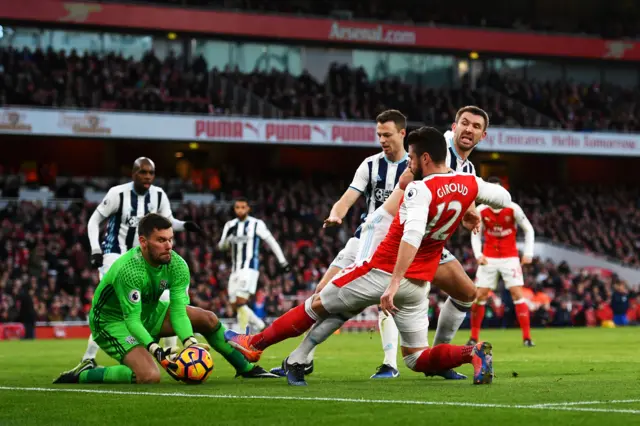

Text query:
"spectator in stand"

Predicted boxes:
[[611, 281, 630, 326]]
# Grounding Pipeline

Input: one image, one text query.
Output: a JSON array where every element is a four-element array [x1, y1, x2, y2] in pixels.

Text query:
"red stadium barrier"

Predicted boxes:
[[0, 323, 26, 340], [35, 324, 91, 339]]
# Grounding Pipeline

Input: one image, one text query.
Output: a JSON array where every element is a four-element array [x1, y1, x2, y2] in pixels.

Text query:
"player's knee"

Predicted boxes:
[[204, 309, 219, 330], [136, 367, 161, 384], [460, 282, 477, 303]]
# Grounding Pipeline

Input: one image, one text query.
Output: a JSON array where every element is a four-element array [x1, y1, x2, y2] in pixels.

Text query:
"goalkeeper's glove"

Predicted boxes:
[[90, 253, 103, 269], [184, 221, 206, 237], [147, 342, 180, 380], [183, 336, 211, 352]]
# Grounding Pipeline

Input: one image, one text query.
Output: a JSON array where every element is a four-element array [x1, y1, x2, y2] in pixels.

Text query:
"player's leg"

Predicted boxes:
[[76, 253, 120, 368], [500, 257, 533, 346], [156, 304, 276, 378], [395, 287, 493, 385], [54, 321, 144, 384], [432, 251, 476, 347], [235, 270, 264, 332], [469, 259, 499, 345]]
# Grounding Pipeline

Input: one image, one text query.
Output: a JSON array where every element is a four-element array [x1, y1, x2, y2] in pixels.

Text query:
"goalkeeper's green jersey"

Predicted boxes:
[[89, 247, 193, 347]]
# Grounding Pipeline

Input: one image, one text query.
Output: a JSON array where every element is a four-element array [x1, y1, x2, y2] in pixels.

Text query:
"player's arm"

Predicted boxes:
[[470, 205, 487, 264], [217, 220, 232, 251], [113, 264, 155, 348], [158, 190, 204, 235], [380, 182, 431, 315], [475, 177, 512, 209], [513, 202, 535, 264], [88, 189, 118, 267], [324, 160, 369, 227], [256, 220, 290, 272], [167, 254, 197, 344]]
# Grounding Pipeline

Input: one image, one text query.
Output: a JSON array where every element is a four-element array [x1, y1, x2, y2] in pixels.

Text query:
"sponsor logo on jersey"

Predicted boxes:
[[128, 289, 141, 303], [375, 188, 394, 202], [159, 280, 168, 291], [126, 216, 141, 227]]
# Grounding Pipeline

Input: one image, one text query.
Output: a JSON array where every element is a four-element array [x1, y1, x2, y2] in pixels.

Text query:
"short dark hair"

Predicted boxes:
[[234, 197, 249, 206], [406, 127, 447, 164], [455, 106, 490, 131], [138, 213, 172, 238], [376, 109, 407, 131], [487, 176, 502, 185]]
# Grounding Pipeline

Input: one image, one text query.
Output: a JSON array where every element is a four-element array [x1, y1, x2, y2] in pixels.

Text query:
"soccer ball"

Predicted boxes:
[[173, 346, 214, 384]]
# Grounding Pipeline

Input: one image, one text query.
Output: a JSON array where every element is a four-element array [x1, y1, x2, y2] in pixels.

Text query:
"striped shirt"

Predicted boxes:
[[96, 182, 174, 254], [445, 131, 477, 175], [218, 216, 278, 272]]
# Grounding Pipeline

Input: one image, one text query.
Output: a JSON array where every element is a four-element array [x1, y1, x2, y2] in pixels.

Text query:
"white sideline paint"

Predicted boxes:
[[0, 387, 639, 415]]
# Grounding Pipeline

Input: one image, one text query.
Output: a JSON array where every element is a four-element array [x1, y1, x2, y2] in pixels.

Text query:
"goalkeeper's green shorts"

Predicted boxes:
[[89, 301, 170, 363]]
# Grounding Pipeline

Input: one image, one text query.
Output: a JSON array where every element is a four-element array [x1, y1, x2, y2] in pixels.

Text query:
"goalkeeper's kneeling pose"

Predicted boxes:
[[54, 213, 277, 384]]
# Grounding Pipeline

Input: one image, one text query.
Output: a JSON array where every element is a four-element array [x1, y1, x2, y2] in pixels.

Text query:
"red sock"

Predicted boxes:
[[414, 344, 474, 373], [249, 304, 316, 350], [515, 302, 531, 340], [470, 303, 485, 341]]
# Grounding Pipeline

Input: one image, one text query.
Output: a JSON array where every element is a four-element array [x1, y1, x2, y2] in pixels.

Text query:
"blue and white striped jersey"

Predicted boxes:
[[95, 182, 174, 254], [218, 216, 286, 272], [445, 131, 477, 175], [349, 152, 409, 217]]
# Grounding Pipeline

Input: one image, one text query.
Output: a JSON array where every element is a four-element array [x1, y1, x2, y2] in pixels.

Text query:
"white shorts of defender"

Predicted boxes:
[[439, 248, 456, 265], [475, 257, 524, 290], [228, 269, 260, 303], [321, 265, 430, 348], [99, 253, 122, 280]]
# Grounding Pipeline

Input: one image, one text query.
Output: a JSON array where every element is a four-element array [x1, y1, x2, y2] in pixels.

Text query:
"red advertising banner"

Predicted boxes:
[[1, 0, 639, 61]]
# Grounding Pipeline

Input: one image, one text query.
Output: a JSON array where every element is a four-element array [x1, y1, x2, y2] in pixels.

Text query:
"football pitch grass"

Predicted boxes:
[[1, 327, 639, 425]]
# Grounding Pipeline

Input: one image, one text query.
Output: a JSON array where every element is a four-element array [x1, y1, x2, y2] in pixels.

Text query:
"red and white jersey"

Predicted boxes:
[[368, 172, 511, 282], [471, 202, 534, 259]]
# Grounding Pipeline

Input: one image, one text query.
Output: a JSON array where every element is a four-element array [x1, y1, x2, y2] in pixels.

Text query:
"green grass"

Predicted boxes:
[[1, 327, 640, 425]]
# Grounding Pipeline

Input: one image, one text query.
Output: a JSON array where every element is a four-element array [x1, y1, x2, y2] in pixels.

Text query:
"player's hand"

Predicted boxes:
[[90, 253, 103, 269], [462, 210, 481, 234], [477, 256, 488, 265], [323, 216, 342, 228], [398, 167, 414, 190], [147, 342, 180, 378], [521, 256, 533, 265], [380, 282, 400, 316], [184, 221, 206, 237], [183, 336, 211, 352], [280, 263, 292, 274]]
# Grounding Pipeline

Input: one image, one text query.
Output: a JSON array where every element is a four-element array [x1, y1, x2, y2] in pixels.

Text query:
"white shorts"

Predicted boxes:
[[330, 237, 360, 270], [320, 265, 430, 348], [440, 248, 456, 265], [228, 269, 260, 303], [475, 257, 524, 290], [99, 253, 122, 280], [355, 208, 394, 263]]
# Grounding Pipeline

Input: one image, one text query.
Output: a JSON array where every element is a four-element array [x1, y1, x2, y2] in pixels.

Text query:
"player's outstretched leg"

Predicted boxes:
[[404, 342, 493, 385], [371, 308, 400, 379]]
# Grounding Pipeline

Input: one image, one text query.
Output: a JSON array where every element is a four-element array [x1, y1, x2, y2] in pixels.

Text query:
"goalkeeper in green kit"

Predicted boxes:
[[54, 213, 278, 384]]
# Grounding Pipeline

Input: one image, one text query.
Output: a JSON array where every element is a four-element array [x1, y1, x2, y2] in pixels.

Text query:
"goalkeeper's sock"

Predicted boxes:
[[249, 303, 316, 351], [79, 365, 135, 384], [237, 304, 251, 332], [205, 322, 254, 374]]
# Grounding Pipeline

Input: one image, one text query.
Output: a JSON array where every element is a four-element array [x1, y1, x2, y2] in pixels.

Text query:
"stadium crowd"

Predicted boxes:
[[0, 170, 638, 332], [2, 46, 640, 132]]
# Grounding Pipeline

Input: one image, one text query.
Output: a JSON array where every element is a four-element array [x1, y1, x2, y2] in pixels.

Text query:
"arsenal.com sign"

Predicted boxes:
[[1, 107, 640, 157]]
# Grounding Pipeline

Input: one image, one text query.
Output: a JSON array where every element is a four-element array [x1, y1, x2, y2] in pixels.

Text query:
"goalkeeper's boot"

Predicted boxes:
[[285, 361, 308, 386], [424, 369, 467, 380], [270, 357, 314, 377], [472, 342, 494, 385], [237, 365, 279, 379], [53, 358, 96, 384], [224, 329, 262, 363], [523, 339, 536, 347]]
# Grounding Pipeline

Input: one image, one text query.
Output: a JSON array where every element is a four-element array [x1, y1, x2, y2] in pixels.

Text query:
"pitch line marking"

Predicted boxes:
[[0, 387, 639, 415]]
